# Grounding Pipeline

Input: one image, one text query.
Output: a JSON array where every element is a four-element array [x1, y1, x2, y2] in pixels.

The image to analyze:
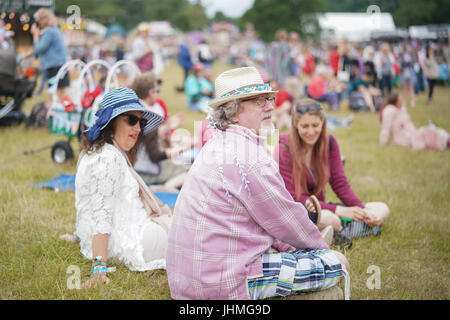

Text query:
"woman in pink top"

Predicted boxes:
[[379, 93, 450, 150], [275, 99, 390, 233]]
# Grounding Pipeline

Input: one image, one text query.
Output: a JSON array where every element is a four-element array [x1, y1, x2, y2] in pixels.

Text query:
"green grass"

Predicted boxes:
[[0, 60, 449, 299]]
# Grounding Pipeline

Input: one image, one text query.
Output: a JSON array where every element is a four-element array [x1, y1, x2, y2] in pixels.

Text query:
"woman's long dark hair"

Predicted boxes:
[[288, 98, 329, 201], [425, 44, 431, 59], [80, 119, 143, 164]]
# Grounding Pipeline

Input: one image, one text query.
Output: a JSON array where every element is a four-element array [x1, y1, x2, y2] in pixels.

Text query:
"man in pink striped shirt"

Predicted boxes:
[[166, 67, 350, 300]]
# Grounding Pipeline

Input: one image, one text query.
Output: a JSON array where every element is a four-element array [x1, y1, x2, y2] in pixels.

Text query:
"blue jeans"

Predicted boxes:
[[317, 92, 339, 109], [379, 74, 392, 97]]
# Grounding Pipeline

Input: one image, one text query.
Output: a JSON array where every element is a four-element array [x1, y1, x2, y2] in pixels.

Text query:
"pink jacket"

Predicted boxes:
[[380, 105, 444, 150], [166, 125, 327, 300]]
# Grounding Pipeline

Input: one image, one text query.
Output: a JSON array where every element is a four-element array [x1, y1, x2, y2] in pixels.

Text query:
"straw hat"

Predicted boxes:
[[208, 67, 278, 109], [137, 23, 150, 33]]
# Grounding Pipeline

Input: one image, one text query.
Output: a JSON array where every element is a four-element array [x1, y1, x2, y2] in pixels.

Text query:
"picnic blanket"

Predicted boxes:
[[31, 174, 179, 208]]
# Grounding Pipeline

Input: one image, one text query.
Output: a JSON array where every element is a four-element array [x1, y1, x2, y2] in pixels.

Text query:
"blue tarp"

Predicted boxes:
[[31, 174, 179, 208]]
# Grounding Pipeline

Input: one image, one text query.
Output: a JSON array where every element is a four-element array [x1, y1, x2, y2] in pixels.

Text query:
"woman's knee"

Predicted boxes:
[[367, 201, 390, 220]]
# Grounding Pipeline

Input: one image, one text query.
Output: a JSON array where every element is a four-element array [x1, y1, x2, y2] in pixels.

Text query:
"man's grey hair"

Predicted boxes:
[[209, 100, 241, 131]]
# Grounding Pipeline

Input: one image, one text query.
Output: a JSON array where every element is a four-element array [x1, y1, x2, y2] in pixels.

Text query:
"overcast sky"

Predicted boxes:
[[197, 0, 255, 18]]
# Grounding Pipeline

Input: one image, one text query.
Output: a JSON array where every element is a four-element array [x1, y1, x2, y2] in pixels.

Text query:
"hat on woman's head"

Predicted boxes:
[[86, 87, 164, 141], [137, 23, 150, 32], [208, 67, 278, 109]]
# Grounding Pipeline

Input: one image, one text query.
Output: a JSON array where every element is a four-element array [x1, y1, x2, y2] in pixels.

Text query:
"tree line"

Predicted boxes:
[[53, 0, 449, 41]]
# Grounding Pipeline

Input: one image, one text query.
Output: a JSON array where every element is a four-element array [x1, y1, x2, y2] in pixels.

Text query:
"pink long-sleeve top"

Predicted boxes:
[[379, 104, 445, 150], [166, 125, 327, 300], [379, 104, 415, 147], [274, 133, 364, 213]]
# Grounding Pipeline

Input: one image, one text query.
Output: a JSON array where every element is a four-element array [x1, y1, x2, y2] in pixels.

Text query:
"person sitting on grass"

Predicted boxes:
[[184, 63, 213, 113], [306, 65, 341, 111], [166, 67, 350, 300], [130, 73, 192, 191], [272, 76, 302, 130], [274, 99, 390, 240], [349, 72, 382, 112], [73, 88, 172, 288], [379, 93, 450, 150]]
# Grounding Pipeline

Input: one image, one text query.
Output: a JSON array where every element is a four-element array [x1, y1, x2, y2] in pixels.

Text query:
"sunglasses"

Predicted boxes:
[[120, 114, 147, 128], [295, 103, 322, 114], [241, 96, 276, 108]]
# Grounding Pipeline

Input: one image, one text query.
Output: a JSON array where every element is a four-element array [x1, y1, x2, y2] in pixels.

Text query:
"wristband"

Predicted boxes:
[[91, 256, 116, 275], [73, 233, 80, 242], [92, 266, 107, 275], [92, 256, 107, 275]]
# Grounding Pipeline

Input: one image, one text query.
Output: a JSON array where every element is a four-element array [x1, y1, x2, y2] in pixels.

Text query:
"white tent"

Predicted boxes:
[[149, 21, 174, 36], [85, 20, 107, 37], [317, 12, 396, 42], [409, 25, 449, 40]]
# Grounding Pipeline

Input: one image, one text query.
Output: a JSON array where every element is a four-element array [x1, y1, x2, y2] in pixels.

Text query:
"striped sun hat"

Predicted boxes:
[[85, 87, 164, 141]]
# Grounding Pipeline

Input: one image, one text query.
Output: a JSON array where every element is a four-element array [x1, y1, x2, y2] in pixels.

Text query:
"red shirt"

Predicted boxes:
[[303, 53, 315, 75], [275, 89, 293, 108], [155, 98, 169, 121], [329, 50, 340, 75], [307, 75, 326, 99]]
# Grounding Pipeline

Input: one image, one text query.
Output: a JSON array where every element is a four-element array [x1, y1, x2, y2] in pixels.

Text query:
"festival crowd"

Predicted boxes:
[[1, 9, 449, 300]]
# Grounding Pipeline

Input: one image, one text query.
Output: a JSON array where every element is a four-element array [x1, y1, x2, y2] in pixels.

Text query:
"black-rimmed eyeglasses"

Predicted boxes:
[[240, 96, 276, 108]]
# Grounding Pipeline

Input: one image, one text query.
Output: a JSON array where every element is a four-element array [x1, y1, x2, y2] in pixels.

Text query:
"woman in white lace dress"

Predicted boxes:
[[75, 88, 171, 287]]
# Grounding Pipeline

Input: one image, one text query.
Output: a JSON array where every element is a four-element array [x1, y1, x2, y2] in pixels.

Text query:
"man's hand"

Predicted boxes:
[[30, 23, 40, 41]]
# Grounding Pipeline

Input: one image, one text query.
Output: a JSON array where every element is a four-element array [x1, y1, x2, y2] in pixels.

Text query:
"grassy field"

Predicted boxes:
[[0, 61, 449, 300]]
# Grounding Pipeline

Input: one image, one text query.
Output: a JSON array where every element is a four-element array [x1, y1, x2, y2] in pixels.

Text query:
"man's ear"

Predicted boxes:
[[231, 104, 243, 123]]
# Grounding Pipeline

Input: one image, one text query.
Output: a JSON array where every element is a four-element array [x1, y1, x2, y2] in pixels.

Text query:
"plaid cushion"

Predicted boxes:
[[247, 249, 344, 300]]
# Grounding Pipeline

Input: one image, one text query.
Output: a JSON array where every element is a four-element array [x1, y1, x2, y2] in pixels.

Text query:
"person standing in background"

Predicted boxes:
[[422, 44, 439, 105], [25, 8, 68, 98], [132, 23, 153, 73], [399, 45, 417, 107], [266, 29, 291, 87], [375, 43, 395, 97], [176, 42, 192, 92]]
